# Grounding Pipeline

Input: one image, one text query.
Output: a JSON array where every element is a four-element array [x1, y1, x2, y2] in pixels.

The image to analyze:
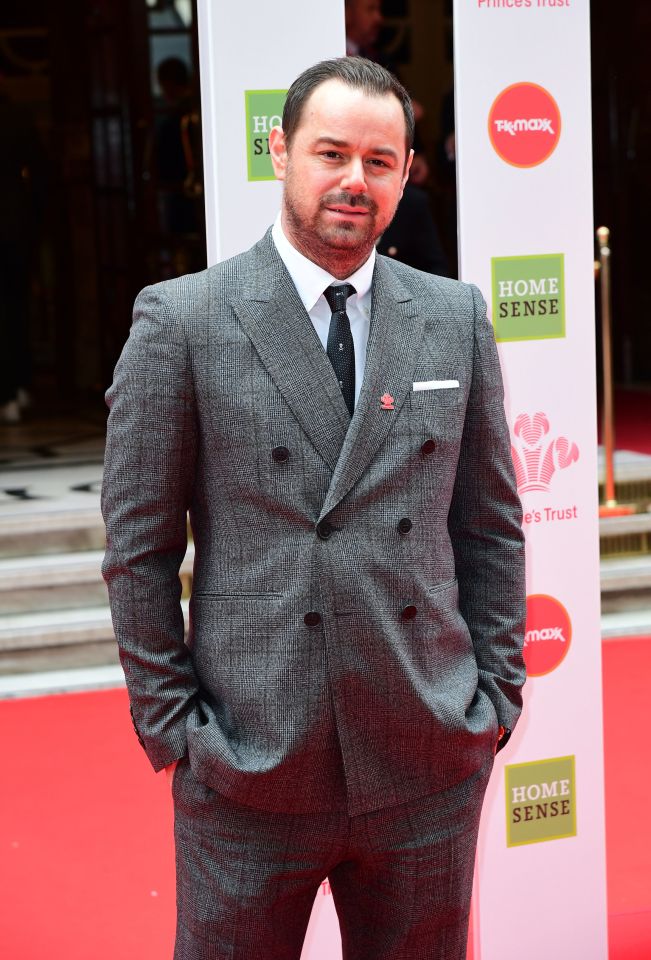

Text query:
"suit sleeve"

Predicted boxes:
[[447, 283, 526, 733], [101, 285, 200, 771]]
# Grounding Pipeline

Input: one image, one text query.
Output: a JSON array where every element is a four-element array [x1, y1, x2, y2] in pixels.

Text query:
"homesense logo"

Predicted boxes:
[[491, 254, 565, 341], [505, 756, 577, 846], [245, 89, 287, 181], [489, 82, 561, 167]]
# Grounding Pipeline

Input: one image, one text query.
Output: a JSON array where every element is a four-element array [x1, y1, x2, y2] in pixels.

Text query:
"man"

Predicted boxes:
[[102, 57, 526, 960], [345, 0, 383, 57]]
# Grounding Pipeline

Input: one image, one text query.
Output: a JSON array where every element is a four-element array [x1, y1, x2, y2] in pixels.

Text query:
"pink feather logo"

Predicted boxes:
[[511, 413, 579, 493]]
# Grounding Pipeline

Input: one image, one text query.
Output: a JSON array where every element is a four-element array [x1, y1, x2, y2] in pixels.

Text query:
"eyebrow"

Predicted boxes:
[[313, 137, 399, 160]]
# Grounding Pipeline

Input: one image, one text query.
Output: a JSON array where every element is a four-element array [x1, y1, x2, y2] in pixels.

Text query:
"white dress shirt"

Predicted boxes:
[[272, 215, 374, 409]]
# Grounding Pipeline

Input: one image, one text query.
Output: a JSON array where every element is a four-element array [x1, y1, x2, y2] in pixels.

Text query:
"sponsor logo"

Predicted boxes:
[[524, 594, 572, 676], [478, 0, 572, 8], [511, 412, 579, 494], [491, 254, 565, 342], [489, 83, 561, 167], [505, 756, 576, 846], [244, 89, 287, 181]]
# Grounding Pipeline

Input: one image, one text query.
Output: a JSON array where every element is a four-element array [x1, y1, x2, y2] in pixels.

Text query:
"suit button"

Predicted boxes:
[[316, 521, 333, 540], [401, 604, 418, 621], [420, 438, 436, 456], [304, 611, 321, 626], [397, 517, 412, 534], [272, 446, 290, 462]]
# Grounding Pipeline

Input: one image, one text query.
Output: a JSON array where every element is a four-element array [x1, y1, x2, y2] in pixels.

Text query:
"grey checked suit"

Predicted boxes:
[[102, 228, 526, 819]]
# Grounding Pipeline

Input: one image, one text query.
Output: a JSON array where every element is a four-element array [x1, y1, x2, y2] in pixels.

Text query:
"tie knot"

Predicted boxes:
[[324, 284, 356, 314]]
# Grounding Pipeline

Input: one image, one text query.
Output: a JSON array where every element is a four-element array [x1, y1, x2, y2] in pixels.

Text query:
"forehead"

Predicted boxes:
[[297, 79, 406, 145]]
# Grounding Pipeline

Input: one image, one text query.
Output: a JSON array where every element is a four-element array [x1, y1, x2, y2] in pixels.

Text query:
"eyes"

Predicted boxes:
[[319, 150, 393, 170]]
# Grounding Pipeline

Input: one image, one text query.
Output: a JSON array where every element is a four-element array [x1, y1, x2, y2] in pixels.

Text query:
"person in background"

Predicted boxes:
[[345, 0, 383, 57], [154, 57, 202, 236], [0, 76, 44, 424], [345, 0, 444, 272], [377, 181, 449, 276]]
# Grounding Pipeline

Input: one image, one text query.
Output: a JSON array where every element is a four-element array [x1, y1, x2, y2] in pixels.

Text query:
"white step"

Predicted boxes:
[[1, 613, 649, 701], [599, 510, 651, 538], [0, 600, 190, 652], [601, 609, 651, 640], [0, 545, 195, 614], [0, 506, 105, 558], [600, 555, 651, 592], [0, 664, 126, 699]]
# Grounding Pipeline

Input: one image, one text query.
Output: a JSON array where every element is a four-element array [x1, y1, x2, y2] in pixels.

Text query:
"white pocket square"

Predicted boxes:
[[412, 379, 459, 392]]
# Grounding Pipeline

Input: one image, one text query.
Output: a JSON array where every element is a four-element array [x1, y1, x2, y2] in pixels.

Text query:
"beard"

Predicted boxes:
[[283, 171, 389, 269]]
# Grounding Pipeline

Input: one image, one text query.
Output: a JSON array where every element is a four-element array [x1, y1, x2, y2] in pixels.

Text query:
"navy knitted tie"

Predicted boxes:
[[324, 284, 356, 416]]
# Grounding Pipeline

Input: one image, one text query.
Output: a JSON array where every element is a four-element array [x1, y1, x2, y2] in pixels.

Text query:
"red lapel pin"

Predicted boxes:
[[380, 393, 395, 410]]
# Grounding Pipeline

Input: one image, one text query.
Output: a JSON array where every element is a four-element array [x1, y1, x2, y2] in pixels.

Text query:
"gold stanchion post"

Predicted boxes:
[[597, 225, 634, 517], [598, 226, 616, 507]]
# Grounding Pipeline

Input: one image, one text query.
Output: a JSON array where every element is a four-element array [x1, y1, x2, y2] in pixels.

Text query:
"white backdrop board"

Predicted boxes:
[[453, 2, 608, 958], [196, 2, 607, 957], [197, 1, 345, 265], [196, 2, 346, 956]]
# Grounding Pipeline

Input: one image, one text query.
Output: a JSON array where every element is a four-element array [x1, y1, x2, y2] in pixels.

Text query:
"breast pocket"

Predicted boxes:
[[408, 385, 466, 437]]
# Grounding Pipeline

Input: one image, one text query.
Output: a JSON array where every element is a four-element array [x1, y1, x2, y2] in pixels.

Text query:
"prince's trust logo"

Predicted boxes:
[[492, 254, 565, 342], [244, 89, 287, 181], [511, 412, 578, 494], [505, 756, 577, 847], [511, 412, 579, 528]]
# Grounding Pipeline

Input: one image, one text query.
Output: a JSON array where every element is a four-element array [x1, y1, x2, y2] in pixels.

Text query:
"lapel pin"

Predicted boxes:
[[380, 393, 395, 410]]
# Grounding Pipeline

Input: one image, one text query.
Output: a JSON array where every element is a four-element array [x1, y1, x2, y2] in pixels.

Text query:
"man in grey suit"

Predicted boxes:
[[102, 57, 526, 960]]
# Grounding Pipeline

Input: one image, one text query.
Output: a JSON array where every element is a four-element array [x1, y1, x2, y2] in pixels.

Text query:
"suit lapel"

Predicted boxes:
[[231, 233, 350, 471], [319, 257, 425, 521]]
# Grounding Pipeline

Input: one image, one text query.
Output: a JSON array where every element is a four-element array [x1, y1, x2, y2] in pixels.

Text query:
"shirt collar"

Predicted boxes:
[[272, 214, 375, 314]]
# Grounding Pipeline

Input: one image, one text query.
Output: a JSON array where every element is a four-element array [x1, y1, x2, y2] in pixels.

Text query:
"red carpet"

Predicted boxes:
[[0, 637, 650, 959], [0, 688, 175, 958], [603, 636, 651, 959]]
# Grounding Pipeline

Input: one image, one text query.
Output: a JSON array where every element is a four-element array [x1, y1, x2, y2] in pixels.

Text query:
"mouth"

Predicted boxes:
[[325, 206, 370, 217]]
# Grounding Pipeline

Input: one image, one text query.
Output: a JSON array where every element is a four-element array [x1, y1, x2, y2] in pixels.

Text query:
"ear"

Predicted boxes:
[[401, 148, 414, 189], [269, 126, 288, 181]]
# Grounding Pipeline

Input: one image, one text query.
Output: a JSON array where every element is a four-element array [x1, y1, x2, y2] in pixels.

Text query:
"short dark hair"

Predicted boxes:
[[282, 57, 414, 158], [157, 57, 189, 90]]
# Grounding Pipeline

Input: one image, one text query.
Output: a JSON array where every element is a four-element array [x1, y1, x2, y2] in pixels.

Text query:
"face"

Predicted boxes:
[[269, 79, 412, 274], [346, 0, 383, 48]]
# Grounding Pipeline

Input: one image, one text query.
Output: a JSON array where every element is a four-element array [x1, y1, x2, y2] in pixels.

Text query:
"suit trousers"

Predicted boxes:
[[172, 754, 493, 960]]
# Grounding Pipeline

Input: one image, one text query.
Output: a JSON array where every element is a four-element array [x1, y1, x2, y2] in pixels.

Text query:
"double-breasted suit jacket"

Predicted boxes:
[[102, 229, 526, 816]]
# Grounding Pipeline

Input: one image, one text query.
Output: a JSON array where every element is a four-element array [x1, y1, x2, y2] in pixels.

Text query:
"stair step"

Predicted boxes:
[[0, 664, 125, 699], [599, 555, 651, 615], [0, 546, 195, 614], [601, 608, 651, 639], [599, 510, 651, 538], [0, 601, 190, 652], [600, 555, 651, 591], [0, 506, 105, 558]]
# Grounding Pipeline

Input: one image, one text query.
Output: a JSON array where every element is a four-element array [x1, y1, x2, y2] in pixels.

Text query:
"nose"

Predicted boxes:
[[339, 156, 367, 194]]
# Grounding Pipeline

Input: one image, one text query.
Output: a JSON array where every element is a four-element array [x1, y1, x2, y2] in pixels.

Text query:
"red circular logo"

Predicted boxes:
[[489, 83, 561, 168], [524, 594, 571, 677]]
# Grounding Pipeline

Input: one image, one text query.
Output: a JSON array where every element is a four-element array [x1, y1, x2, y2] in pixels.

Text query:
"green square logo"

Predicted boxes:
[[505, 755, 576, 847], [244, 89, 287, 181], [491, 253, 565, 342]]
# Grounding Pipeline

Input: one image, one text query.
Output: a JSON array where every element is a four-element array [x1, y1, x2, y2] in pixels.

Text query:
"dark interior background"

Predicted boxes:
[[1, 0, 648, 412]]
